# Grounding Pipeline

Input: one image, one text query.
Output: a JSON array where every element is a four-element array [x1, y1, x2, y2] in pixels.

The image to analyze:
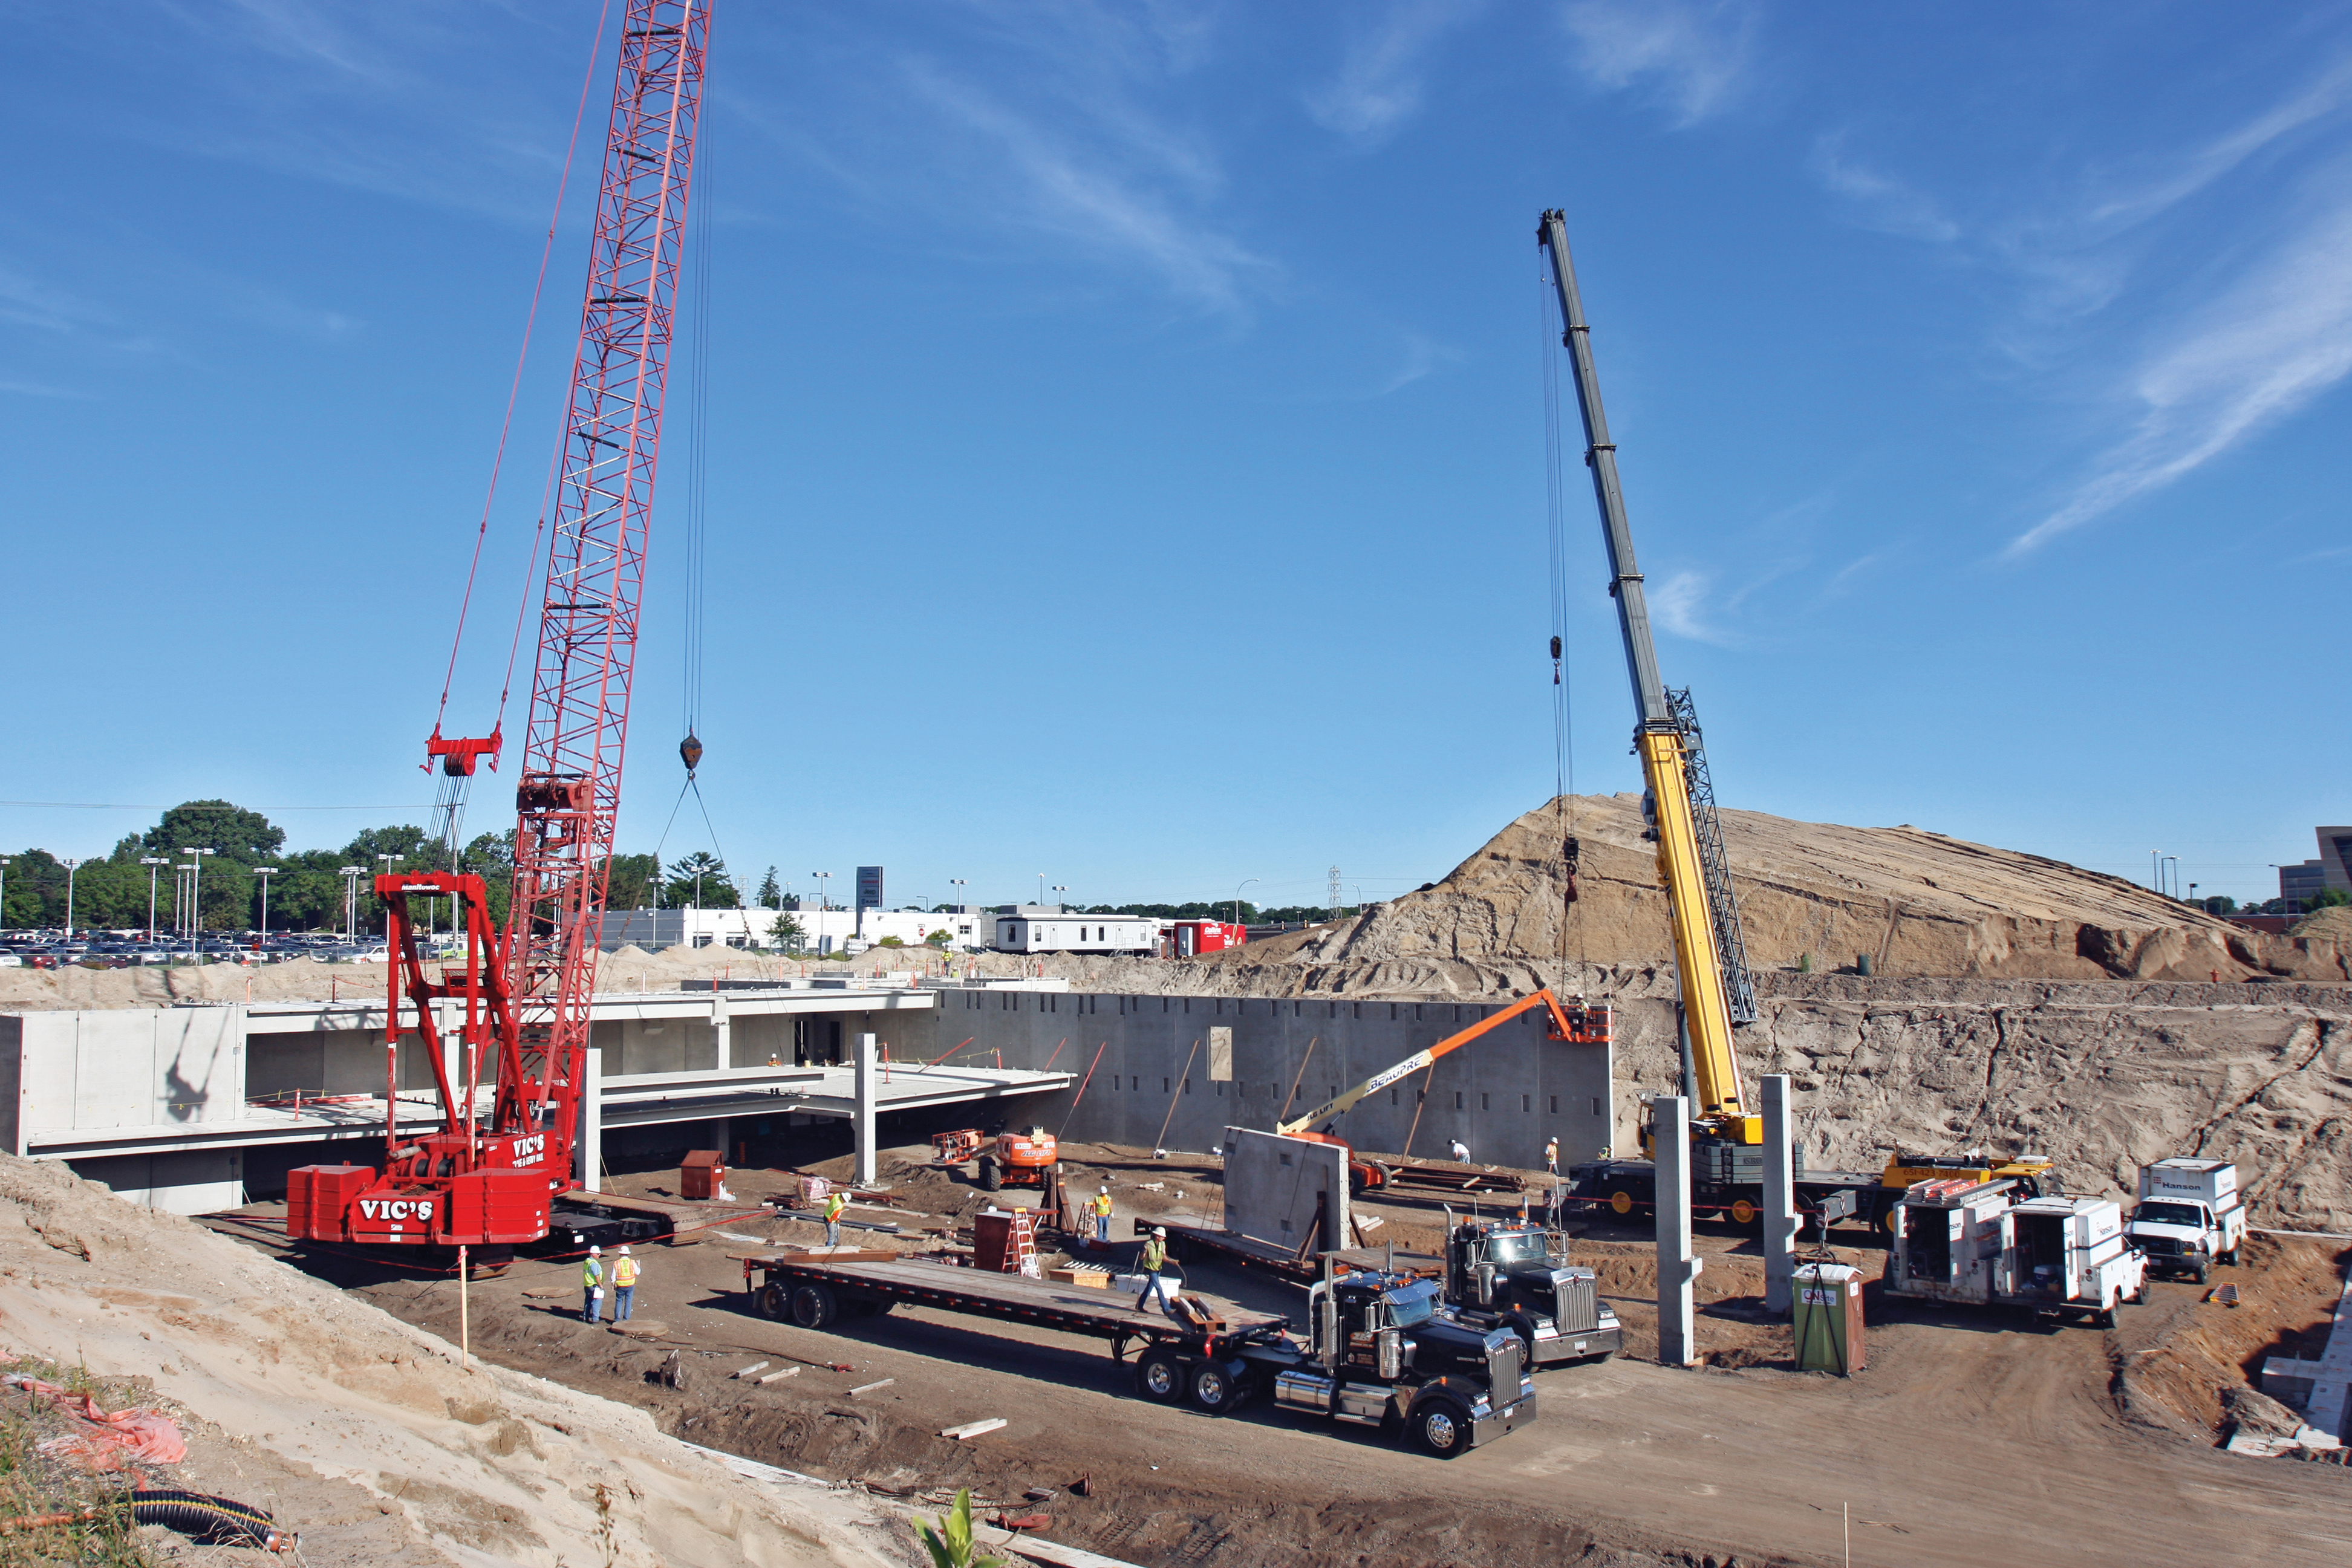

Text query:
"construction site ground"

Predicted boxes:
[[213, 1142, 2352, 1568]]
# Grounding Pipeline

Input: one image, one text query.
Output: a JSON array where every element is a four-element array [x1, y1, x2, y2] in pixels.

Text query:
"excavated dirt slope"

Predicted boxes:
[[0, 1153, 900, 1566], [1277, 792, 2348, 984]]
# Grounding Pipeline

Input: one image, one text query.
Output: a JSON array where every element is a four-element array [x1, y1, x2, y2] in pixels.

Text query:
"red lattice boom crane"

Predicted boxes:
[[288, 0, 712, 1256]]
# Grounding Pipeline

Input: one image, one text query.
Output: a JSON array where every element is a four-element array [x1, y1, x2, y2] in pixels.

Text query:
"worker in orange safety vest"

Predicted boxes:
[[824, 1188, 848, 1248], [1092, 1185, 1114, 1243], [611, 1246, 639, 1322]]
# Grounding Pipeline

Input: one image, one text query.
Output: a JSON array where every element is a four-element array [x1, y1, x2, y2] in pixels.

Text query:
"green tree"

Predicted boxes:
[[925, 927, 951, 948], [2200, 894, 2239, 916], [141, 801, 285, 864], [604, 853, 662, 910], [755, 866, 781, 909], [768, 912, 806, 949], [664, 851, 739, 908], [2310, 887, 2352, 911]]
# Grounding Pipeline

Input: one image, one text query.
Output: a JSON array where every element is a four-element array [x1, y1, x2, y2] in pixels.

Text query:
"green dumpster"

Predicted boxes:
[[1792, 1261, 1865, 1374]]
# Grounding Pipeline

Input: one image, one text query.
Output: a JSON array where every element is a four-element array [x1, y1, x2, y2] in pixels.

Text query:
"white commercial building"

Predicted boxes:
[[596, 905, 988, 956]]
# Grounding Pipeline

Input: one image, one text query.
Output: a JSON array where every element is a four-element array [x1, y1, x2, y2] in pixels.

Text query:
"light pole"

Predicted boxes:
[[948, 877, 966, 910], [1051, 884, 1068, 912], [1233, 877, 1258, 929], [140, 857, 168, 943], [60, 859, 83, 940], [182, 847, 215, 959], [340, 866, 365, 941], [253, 867, 279, 954], [0, 857, 10, 933], [377, 854, 399, 944], [1036, 873, 1046, 907]]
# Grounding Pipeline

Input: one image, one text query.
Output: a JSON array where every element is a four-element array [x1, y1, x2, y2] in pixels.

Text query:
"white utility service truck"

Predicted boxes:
[[1884, 1177, 2147, 1327], [2125, 1157, 2247, 1283]]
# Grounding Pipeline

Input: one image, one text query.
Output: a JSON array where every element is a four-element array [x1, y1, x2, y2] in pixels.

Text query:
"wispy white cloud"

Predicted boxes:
[[901, 59, 1271, 315], [2084, 54, 2352, 232], [1559, 0, 1757, 126], [1306, 0, 1482, 143], [1811, 137, 1958, 243], [1651, 570, 1735, 643], [2008, 182, 2352, 555], [0, 265, 106, 334], [0, 378, 94, 399]]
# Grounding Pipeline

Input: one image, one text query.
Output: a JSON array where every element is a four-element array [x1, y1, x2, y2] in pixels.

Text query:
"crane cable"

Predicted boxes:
[[434, 0, 615, 740], [679, 105, 716, 778], [1539, 253, 1586, 986], [654, 78, 725, 912]]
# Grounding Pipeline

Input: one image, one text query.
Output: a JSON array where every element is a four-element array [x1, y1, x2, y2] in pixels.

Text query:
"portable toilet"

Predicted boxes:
[[1792, 1260, 1866, 1374]]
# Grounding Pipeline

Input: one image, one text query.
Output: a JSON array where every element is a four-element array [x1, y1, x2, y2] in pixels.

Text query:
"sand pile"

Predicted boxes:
[[2292, 905, 2352, 944], [1194, 793, 2350, 989], [0, 1153, 898, 1566]]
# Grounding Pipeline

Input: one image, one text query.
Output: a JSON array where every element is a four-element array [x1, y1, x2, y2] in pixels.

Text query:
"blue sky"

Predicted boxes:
[[4, 1, 2347, 911]]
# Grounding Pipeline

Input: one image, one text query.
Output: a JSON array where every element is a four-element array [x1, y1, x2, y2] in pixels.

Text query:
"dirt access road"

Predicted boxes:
[[217, 1156, 2352, 1568]]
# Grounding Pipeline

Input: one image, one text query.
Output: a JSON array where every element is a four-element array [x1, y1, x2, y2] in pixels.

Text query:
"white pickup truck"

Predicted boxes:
[[2125, 1158, 2247, 1283]]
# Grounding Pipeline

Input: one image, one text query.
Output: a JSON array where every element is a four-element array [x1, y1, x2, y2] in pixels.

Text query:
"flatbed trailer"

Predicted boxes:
[[1566, 1157, 1883, 1230], [552, 1191, 770, 1249], [736, 1250, 1537, 1456], [1150, 1217, 1441, 1286]]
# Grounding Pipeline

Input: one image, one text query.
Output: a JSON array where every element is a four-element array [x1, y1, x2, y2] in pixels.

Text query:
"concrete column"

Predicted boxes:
[[1762, 1073, 1797, 1314], [1653, 1096, 1701, 1367], [852, 1031, 878, 1187], [575, 1046, 603, 1194], [709, 995, 730, 1072]]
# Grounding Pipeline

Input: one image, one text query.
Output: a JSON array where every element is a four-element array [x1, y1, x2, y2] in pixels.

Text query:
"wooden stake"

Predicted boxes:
[[458, 1244, 470, 1371]]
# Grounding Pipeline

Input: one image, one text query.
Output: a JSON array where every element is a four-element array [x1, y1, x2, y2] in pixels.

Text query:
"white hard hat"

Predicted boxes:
[[1152, 1226, 1167, 1237], [588, 1245, 601, 1254], [1099, 1183, 1109, 1192], [620, 1246, 632, 1255]]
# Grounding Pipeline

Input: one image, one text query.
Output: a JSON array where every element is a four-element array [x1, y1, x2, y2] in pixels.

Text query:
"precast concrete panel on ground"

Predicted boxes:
[[919, 992, 1614, 1168], [1222, 1126, 1349, 1252]]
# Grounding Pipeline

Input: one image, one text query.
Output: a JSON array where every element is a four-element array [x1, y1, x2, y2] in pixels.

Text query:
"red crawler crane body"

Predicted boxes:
[[288, 0, 712, 1252]]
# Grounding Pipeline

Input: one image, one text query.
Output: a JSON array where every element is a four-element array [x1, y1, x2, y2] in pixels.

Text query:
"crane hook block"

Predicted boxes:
[[679, 732, 703, 776], [426, 726, 503, 778]]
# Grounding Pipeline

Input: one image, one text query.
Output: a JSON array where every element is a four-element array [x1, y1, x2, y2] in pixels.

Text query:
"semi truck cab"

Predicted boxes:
[[1442, 1218, 1621, 1364], [1268, 1272, 1535, 1457]]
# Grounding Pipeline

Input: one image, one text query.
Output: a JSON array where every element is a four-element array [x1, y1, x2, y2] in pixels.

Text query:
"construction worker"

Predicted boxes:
[[1545, 1136, 1559, 1177], [1448, 1137, 1471, 1165], [1092, 1184, 1114, 1244], [611, 1246, 639, 1322], [824, 1186, 848, 1248], [1135, 1227, 1176, 1313], [581, 1246, 605, 1323]]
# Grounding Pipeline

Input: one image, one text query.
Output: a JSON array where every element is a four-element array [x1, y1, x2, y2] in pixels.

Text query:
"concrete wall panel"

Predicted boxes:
[[1222, 1127, 1348, 1251], [916, 992, 1614, 1169]]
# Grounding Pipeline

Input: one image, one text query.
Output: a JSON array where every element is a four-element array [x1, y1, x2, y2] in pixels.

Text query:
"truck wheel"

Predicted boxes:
[[1135, 1347, 1188, 1404], [1410, 1396, 1474, 1459], [756, 1282, 788, 1320], [2190, 1258, 2210, 1285], [978, 1157, 1003, 1192], [789, 1283, 838, 1330], [1190, 1361, 1240, 1414]]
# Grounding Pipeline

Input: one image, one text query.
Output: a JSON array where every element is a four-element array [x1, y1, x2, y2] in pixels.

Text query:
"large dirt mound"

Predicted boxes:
[[0, 1154, 897, 1566], [1254, 793, 2348, 984]]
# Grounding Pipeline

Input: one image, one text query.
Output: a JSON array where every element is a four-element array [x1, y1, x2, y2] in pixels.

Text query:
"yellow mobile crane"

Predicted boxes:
[[1536, 209, 1759, 1157], [1536, 212, 2032, 1232]]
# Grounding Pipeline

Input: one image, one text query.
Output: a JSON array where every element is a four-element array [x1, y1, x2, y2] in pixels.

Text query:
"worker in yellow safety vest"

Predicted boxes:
[[824, 1188, 848, 1248], [611, 1246, 639, 1323], [1092, 1185, 1114, 1244], [582, 1246, 605, 1323], [1135, 1226, 1176, 1312]]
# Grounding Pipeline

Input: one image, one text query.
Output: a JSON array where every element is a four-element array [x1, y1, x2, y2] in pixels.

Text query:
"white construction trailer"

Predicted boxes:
[[991, 909, 1160, 955]]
